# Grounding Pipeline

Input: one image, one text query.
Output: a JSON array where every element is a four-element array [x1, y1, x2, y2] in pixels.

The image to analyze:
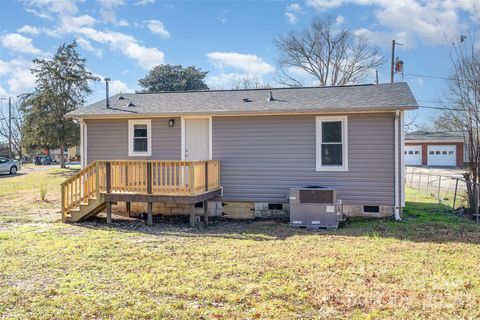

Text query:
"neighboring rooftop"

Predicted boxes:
[[406, 130, 465, 142], [67, 82, 418, 118]]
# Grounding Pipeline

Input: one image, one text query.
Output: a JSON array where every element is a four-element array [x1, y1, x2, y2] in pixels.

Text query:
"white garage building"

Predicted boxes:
[[405, 131, 465, 167]]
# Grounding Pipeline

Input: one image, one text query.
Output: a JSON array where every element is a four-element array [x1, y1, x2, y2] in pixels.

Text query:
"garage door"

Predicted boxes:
[[427, 145, 456, 166], [405, 145, 422, 165]]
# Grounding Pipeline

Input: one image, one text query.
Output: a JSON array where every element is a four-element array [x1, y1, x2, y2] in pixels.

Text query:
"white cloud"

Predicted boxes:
[[136, 0, 155, 5], [97, 0, 128, 26], [76, 27, 164, 69], [0, 33, 42, 55], [17, 25, 40, 35], [335, 15, 344, 25], [109, 80, 131, 94], [207, 52, 275, 75], [0, 85, 8, 97], [306, 0, 477, 46], [19, 1, 165, 70], [62, 14, 97, 28], [0, 59, 36, 96], [306, 0, 344, 10], [77, 38, 103, 57], [23, 0, 79, 20], [285, 3, 304, 24], [8, 68, 36, 95], [145, 20, 171, 39]]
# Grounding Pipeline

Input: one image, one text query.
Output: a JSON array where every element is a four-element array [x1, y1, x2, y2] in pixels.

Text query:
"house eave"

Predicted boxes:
[[66, 105, 418, 120]]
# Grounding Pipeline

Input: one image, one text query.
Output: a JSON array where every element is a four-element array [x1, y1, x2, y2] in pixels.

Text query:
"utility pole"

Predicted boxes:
[[391, 40, 404, 83], [8, 97, 12, 159], [391, 40, 396, 83]]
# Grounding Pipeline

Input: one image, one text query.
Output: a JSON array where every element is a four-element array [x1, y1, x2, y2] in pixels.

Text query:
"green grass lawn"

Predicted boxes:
[[0, 168, 479, 319]]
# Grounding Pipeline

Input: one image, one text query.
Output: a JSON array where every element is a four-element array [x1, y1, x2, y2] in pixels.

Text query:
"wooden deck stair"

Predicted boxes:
[[65, 195, 106, 222], [61, 160, 221, 223]]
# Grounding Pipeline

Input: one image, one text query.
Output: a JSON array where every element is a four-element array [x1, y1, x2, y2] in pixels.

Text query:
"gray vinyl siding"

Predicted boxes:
[[212, 113, 395, 206], [84, 113, 397, 206], [85, 118, 180, 163]]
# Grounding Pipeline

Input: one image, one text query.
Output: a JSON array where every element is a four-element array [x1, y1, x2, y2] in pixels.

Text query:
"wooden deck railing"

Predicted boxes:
[[61, 160, 221, 219]]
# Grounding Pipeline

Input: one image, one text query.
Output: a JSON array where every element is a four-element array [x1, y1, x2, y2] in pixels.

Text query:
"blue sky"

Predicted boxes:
[[0, 0, 478, 127]]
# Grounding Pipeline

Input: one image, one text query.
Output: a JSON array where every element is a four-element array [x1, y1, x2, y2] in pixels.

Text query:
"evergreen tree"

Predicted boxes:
[[21, 41, 99, 167]]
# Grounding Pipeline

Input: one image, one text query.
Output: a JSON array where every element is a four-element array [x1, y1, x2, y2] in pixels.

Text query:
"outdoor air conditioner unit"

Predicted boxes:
[[289, 187, 344, 229]]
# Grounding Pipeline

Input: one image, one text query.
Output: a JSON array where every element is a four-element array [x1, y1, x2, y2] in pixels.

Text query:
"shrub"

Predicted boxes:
[[39, 184, 47, 202]]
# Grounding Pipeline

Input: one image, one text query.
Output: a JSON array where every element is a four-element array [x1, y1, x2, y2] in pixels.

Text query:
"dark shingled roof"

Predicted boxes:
[[406, 131, 465, 142], [66, 82, 418, 118]]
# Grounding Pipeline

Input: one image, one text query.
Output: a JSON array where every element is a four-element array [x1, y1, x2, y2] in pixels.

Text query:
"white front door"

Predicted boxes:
[[184, 118, 210, 160], [405, 145, 422, 166], [427, 145, 456, 166]]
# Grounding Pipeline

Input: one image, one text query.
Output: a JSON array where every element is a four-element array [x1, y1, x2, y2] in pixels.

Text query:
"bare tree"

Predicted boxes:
[[0, 99, 23, 158], [433, 112, 465, 132], [230, 76, 272, 89], [275, 17, 384, 87], [442, 35, 480, 218], [403, 110, 424, 132]]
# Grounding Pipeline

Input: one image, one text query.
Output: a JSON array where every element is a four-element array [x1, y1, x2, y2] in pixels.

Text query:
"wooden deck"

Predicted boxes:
[[61, 160, 221, 225]]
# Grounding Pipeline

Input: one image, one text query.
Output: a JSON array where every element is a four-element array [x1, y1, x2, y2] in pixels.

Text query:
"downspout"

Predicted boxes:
[[80, 119, 84, 168], [394, 110, 402, 221]]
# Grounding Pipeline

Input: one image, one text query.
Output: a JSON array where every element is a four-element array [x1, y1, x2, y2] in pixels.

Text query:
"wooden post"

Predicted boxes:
[[217, 160, 221, 188], [203, 200, 208, 226], [437, 176, 442, 203], [106, 201, 112, 224], [147, 202, 153, 226], [125, 165, 129, 189], [147, 162, 152, 194], [61, 185, 66, 222], [126, 202, 131, 216], [426, 174, 430, 194], [95, 161, 100, 199], [474, 182, 479, 225], [453, 179, 459, 209], [205, 161, 209, 191], [190, 162, 196, 196], [106, 162, 111, 193], [189, 204, 196, 227]]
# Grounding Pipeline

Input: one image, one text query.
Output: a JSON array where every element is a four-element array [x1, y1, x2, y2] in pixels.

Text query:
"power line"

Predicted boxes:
[[417, 105, 466, 111], [406, 73, 456, 81], [417, 99, 451, 104]]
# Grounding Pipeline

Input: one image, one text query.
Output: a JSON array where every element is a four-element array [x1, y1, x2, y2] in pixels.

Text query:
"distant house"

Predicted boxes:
[[49, 146, 80, 163], [61, 82, 417, 223], [405, 131, 465, 167]]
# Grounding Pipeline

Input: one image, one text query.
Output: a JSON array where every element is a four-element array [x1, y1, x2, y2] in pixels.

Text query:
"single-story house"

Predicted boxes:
[[62, 82, 417, 223], [405, 131, 465, 167], [49, 146, 80, 163]]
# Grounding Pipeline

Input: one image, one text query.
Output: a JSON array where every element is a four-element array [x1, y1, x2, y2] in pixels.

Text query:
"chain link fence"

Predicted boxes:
[[405, 168, 469, 209]]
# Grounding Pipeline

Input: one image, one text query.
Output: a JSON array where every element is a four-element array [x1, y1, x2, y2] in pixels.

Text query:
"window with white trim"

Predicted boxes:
[[128, 119, 152, 156], [316, 116, 348, 171]]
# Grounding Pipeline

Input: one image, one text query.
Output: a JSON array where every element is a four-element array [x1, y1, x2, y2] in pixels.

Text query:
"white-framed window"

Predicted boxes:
[[128, 119, 152, 156], [316, 116, 348, 171]]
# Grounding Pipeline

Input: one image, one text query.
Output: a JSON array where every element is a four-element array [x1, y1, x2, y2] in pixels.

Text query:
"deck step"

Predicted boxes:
[[65, 194, 106, 222]]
